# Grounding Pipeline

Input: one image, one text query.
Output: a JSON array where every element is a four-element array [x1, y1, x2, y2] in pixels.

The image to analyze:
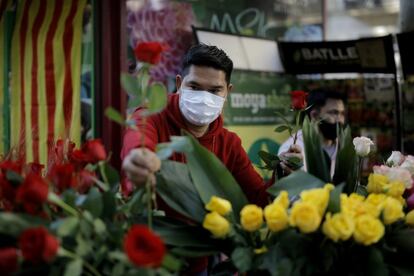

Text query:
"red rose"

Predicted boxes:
[[76, 169, 96, 194], [19, 227, 59, 263], [124, 225, 166, 268], [48, 163, 76, 193], [0, 247, 19, 274], [16, 174, 48, 214], [290, 90, 308, 110], [52, 139, 75, 164], [81, 139, 107, 164], [70, 149, 89, 169], [133, 42, 165, 65], [26, 162, 44, 176], [0, 160, 23, 174]]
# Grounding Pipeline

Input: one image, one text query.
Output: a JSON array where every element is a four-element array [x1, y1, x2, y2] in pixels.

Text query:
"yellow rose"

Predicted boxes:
[[382, 197, 405, 225], [367, 173, 388, 194], [205, 196, 232, 216], [289, 201, 321, 233], [324, 183, 335, 191], [353, 214, 385, 245], [405, 210, 414, 226], [364, 194, 386, 217], [240, 204, 263, 232], [203, 211, 230, 238], [273, 191, 289, 209], [264, 203, 288, 232], [322, 212, 355, 242], [385, 181, 406, 198], [341, 194, 366, 218], [300, 188, 330, 216]]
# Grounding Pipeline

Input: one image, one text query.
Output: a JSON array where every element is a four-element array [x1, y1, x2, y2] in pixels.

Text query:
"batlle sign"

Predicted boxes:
[[278, 35, 395, 74]]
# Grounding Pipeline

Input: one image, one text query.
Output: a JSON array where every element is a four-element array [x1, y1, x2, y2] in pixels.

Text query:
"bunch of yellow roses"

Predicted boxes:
[[202, 181, 414, 247]]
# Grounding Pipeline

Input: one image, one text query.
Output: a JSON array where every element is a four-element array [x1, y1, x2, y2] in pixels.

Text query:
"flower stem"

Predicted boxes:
[[146, 178, 152, 229], [48, 192, 79, 217], [354, 157, 363, 193], [58, 248, 102, 276], [98, 162, 110, 191]]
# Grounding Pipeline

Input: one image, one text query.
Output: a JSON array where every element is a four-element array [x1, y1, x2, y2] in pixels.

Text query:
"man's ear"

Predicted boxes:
[[310, 109, 319, 120], [175, 75, 182, 92], [227, 83, 233, 93]]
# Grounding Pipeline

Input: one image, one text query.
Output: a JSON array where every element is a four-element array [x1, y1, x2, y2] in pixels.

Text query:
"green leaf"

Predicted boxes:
[[156, 161, 206, 223], [267, 170, 325, 198], [388, 229, 414, 254], [76, 236, 93, 256], [156, 136, 193, 160], [5, 170, 24, 186], [151, 217, 221, 251], [366, 247, 388, 276], [184, 134, 249, 220], [101, 191, 116, 219], [326, 183, 344, 214], [81, 187, 103, 217], [231, 247, 253, 272], [143, 82, 167, 116], [274, 125, 291, 133], [0, 213, 47, 236], [170, 247, 218, 257], [57, 217, 79, 237], [63, 259, 83, 276], [258, 150, 280, 170], [127, 96, 143, 109], [105, 107, 125, 125], [302, 117, 331, 182], [101, 163, 120, 189], [94, 218, 106, 235], [333, 126, 358, 193], [121, 73, 141, 96], [161, 253, 182, 272]]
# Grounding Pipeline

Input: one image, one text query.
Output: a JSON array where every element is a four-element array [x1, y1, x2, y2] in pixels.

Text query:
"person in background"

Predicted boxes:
[[121, 44, 302, 275], [278, 88, 346, 176]]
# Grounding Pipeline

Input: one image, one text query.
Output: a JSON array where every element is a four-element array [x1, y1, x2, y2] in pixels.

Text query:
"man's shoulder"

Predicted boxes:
[[219, 127, 242, 144]]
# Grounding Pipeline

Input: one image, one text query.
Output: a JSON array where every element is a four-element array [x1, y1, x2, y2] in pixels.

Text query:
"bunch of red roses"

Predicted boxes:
[[0, 139, 107, 215], [0, 227, 59, 275], [0, 138, 174, 275]]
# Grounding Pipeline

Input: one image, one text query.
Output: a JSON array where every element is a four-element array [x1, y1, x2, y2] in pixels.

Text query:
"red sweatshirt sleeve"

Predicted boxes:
[[121, 109, 159, 160], [228, 134, 273, 207]]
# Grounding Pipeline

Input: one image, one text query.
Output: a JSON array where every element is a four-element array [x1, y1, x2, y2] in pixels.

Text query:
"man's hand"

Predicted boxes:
[[278, 144, 303, 175], [122, 148, 161, 187]]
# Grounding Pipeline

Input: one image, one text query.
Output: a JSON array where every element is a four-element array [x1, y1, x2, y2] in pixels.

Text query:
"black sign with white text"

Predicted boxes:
[[278, 35, 395, 74]]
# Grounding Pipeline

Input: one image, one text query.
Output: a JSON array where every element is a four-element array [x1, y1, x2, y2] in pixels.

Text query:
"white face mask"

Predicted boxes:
[[178, 88, 226, 126]]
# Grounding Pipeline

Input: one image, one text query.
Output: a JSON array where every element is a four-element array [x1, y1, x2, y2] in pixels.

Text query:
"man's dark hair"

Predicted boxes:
[[181, 44, 233, 84], [306, 88, 346, 114]]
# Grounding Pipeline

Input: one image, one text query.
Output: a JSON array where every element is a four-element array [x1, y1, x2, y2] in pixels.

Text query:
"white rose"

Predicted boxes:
[[401, 155, 414, 175], [353, 137, 374, 157], [386, 151, 405, 167]]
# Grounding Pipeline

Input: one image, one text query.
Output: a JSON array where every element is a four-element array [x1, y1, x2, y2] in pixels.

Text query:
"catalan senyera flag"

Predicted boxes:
[[0, 0, 13, 156], [10, 0, 86, 164]]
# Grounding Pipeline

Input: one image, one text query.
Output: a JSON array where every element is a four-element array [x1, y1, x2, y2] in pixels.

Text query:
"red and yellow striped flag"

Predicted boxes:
[[10, 0, 86, 164], [0, 0, 13, 156]]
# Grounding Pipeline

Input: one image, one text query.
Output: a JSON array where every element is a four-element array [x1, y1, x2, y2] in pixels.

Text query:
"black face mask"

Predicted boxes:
[[319, 120, 341, 140]]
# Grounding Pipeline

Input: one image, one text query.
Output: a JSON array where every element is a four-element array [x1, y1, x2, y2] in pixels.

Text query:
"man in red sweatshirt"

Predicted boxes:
[[121, 44, 301, 274]]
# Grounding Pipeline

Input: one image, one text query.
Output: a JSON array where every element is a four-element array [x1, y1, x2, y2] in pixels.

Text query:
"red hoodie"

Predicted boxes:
[[121, 93, 272, 206]]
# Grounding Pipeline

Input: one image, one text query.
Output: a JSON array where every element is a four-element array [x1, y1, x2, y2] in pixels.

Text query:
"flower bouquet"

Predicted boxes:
[[150, 128, 414, 275], [0, 139, 180, 275]]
